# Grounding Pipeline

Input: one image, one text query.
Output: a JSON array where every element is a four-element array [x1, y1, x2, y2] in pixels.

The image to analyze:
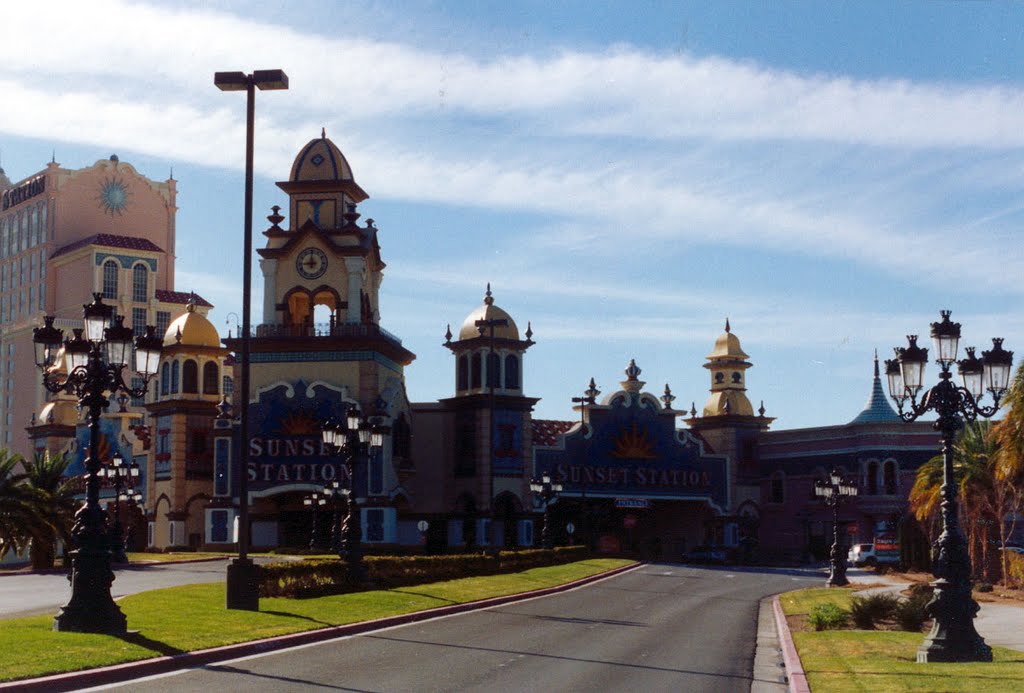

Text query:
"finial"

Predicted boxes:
[[169, 166, 174, 180], [691, 402, 697, 417], [30, 412, 36, 425], [175, 326, 182, 344], [321, 127, 326, 139], [51, 150, 56, 164], [525, 321, 533, 341], [186, 292, 197, 313], [484, 282, 493, 306], [625, 358, 641, 380], [444, 323, 452, 344], [725, 317, 731, 333], [661, 384, 676, 410], [584, 377, 601, 402], [873, 350, 880, 378], [267, 205, 285, 230], [759, 400, 766, 416]]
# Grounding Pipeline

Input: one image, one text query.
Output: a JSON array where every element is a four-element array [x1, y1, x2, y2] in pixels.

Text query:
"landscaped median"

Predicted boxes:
[[0, 557, 634, 685], [777, 587, 1024, 692]]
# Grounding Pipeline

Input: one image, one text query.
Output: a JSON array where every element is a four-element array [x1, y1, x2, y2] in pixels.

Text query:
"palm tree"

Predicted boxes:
[[993, 363, 1024, 579], [909, 420, 999, 581], [0, 450, 32, 562], [22, 451, 81, 570]]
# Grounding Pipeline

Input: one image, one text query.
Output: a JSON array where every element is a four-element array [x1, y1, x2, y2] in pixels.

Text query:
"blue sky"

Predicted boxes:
[[2, 1, 1022, 429]]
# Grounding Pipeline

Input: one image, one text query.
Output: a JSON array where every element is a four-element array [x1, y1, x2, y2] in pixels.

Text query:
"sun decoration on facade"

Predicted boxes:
[[98, 177, 131, 216], [278, 410, 321, 436], [611, 422, 658, 460]]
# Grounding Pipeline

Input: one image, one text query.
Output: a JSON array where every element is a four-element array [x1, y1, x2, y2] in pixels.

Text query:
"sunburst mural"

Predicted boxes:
[[611, 422, 657, 460], [97, 177, 131, 216], [278, 409, 321, 435]]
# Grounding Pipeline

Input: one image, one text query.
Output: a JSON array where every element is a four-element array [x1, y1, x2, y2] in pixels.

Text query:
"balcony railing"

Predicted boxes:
[[254, 321, 403, 345]]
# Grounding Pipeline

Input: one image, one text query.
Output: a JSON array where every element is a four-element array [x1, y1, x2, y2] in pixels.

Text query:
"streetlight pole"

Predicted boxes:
[[814, 469, 858, 587], [531, 472, 563, 550], [303, 491, 325, 551], [322, 410, 389, 582], [214, 68, 289, 611], [886, 310, 1013, 663], [571, 378, 599, 548], [32, 296, 163, 633], [104, 454, 138, 564]]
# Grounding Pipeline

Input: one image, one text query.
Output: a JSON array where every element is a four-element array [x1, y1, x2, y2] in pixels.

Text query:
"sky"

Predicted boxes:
[[2, 0, 1023, 429]]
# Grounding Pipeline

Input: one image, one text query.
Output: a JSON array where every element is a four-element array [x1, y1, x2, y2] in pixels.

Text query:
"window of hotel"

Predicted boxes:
[[39, 203, 46, 240], [182, 360, 198, 394], [0, 219, 6, 257], [39, 250, 45, 278], [156, 311, 170, 337], [1, 264, 5, 290], [866, 461, 879, 494], [504, 354, 519, 389], [29, 208, 38, 246], [132, 264, 148, 302], [222, 375, 234, 399], [18, 291, 23, 315], [369, 449, 383, 495], [132, 308, 147, 336], [471, 352, 482, 389], [29, 254, 35, 282], [27, 286, 33, 311], [171, 361, 180, 394], [202, 362, 219, 395], [38, 282, 44, 310], [131, 377, 145, 407], [486, 352, 500, 388], [102, 260, 118, 299], [160, 362, 170, 397], [19, 256, 25, 283], [18, 213, 25, 252], [883, 460, 898, 495]]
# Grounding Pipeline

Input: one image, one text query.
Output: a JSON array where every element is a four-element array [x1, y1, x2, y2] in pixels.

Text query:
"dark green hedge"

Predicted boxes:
[[259, 545, 590, 598]]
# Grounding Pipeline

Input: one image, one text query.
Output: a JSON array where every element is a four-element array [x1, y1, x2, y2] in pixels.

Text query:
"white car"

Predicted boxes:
[[847, 543, 897, 568]]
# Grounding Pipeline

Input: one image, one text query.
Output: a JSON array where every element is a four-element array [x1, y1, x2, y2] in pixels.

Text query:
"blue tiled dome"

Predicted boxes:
[[849, 355, 902, 425]]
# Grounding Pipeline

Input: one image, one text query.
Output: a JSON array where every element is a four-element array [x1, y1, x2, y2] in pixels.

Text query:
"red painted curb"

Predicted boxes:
[[772, 595, 810, 693], [0, 562, 642, 692]]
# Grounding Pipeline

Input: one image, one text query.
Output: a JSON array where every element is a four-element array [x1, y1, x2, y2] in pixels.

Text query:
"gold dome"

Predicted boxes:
[[702, 391, 754, 417], [707, 318, 749, 360], [164, 301, 220, 348], [458, 285, 520, 341], [290, 131, 355, 184]]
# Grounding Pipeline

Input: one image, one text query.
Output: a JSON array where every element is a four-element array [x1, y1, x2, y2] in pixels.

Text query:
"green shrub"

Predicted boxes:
[[894, 592, 931, 631], [849, 593, 899, 629], [907, 582, 933, 599], [1007, 552, 1024, 589], [975, 582, 993, 593], [809, 603, 849, 631]]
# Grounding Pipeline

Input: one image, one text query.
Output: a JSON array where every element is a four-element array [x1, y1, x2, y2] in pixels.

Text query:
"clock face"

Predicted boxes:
[[98, 178, 130, 216], [296, 247, 328, 280]]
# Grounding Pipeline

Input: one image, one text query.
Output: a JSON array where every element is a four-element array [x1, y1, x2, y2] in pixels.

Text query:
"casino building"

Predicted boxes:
[[13, 136, 940, 560]]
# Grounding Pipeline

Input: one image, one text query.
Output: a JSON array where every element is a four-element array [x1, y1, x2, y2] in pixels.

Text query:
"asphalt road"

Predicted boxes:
[[102, 563, 820, 693], [0, 558, 237, 619]]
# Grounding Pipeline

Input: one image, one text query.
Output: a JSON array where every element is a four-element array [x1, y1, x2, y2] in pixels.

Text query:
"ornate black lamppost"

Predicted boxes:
[[118, 488, 144, 553], [886, 310, 1013, 663], [102, 453, 139, 564], [303, 491, 327, 551], [570, 378, 599, 547], [322, 409, 389, 581], [530, 471, 564, 549], [214, 67, 289, 612], [814, 469, 858, 587], [32, 294, 162, 633], [322, 480, 346, 555]]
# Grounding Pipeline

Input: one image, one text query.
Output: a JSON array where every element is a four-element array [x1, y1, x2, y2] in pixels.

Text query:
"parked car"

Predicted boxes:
[[847, 543, 898, 568], [681, 545, 727, 565]]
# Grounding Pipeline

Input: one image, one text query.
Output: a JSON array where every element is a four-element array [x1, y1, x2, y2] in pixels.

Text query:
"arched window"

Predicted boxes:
[[457, 354, 469, 390], [171, 360, 180, 394], [102, 260, 119, 299], [132, 264, 148, 302], [182, 360, 198, 393], [160, 362, 170, 397], [883, 461, 898, 495], [471, 352, 482, 389], [866, 461, 879, 495], [486, 352, 500, 388], [203, 362, 219, 395], [715, 372, 725, 384], [393, 414, 411, 459], [222, 375, 234, 399], [504, 354, 519, 389]]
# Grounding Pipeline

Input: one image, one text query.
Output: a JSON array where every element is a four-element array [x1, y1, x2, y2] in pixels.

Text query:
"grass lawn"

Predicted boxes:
[[124, 551, 232, 563], [0, 558, 632, 683], [781, 588, 1024, 692]]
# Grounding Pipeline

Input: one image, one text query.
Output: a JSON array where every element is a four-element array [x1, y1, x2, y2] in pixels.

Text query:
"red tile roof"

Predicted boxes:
[[50, 233, 165, 259], [155, 290, 213, 307], [532, 419, 575, 447]]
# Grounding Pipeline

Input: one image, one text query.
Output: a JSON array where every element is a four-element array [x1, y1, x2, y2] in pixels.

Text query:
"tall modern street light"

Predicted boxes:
[[530, 471, 563, 550], [32, 295, 162, 633], [322, 410, 389, 582], [886, 310, 1013, 663], [814, 469, 858, 587], [214, 68, 289, 611]]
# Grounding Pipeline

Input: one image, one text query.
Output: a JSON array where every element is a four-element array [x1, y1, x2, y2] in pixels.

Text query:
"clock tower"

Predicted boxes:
[[220, 132, 415, 548]]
